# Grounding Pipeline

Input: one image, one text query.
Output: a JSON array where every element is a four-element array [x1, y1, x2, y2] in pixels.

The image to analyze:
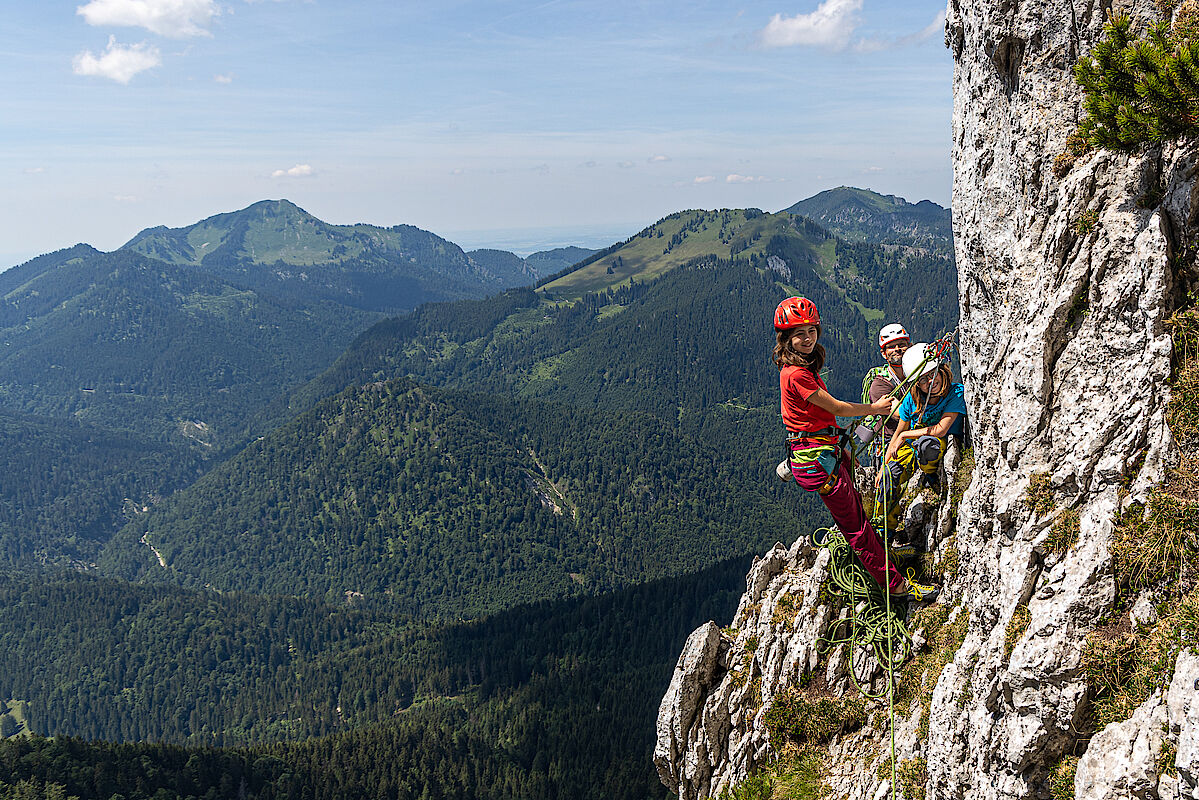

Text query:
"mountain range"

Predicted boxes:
[[785, 185, 952, 252], [0, 186, 957, 799]]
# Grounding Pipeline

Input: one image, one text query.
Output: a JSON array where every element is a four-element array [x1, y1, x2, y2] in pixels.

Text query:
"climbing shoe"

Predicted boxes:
[[887, 541, 920, 562], [920, 472, 942, 493], [892, 577, 939, 604]]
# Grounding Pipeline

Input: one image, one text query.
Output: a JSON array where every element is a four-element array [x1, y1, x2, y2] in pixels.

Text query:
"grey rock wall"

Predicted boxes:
[[656, 0, 1199, 798]]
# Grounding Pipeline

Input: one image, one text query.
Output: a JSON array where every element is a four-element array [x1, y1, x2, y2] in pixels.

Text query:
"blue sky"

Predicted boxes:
[[1, 0, 951, 264]]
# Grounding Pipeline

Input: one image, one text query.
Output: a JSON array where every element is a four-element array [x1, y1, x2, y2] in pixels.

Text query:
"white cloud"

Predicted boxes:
[[648, 154, 671, 163], [77, 0, 219, 38], [758, 0, 862, 50], [23, 167, 45, 174], [693, 175, 716, 184], [214, 73, 233, 84], [73, 36, 161, 83], [112, 194, 139, 202], [617, 161, 635, 169], [271, 164, 313, 178], [855, 9, 946, 52], [726, 174, 773, 183], [915, 9, 948, 40]]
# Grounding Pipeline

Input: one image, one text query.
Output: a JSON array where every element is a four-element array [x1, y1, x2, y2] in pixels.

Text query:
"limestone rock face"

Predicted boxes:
[[1075, 692, 1166, 800], [653, 539, 836, 799], [654, 0, 1199, 798], [1168, 651, 1199, 797]]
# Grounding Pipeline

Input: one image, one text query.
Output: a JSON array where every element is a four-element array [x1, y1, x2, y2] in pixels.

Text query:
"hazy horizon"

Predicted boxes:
[[4, 0, 952, 265]]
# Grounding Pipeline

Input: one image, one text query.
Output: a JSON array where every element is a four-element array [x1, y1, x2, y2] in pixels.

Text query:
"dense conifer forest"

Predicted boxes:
[[0, 558, 749, 799]]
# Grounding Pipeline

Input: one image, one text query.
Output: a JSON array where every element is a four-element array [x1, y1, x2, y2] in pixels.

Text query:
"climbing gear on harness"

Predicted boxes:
[[774, 296, 820, 330], [775, 459, 794, 481], [857, 365, 898, 458], [878, 324, 909, 350], [787, 426, 851, 495]]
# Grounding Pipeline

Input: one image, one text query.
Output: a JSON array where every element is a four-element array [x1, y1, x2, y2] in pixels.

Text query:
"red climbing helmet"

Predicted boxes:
[[774, 296, 820, 330]]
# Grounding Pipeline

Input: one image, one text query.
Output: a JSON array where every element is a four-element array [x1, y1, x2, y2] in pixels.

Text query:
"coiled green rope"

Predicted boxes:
[[810, 526, 912, 700]]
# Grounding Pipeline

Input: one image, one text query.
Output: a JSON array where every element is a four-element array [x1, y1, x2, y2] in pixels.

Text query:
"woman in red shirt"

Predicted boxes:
[[774, 296, 937, 603]]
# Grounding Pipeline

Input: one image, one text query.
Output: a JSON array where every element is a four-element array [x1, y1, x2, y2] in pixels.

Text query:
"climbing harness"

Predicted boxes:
[[786, 426, 851, 495]]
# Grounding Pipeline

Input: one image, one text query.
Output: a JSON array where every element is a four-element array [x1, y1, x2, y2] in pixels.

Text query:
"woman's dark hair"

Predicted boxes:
[[773, 327, 825, 374], [913, 363, 954, 419]]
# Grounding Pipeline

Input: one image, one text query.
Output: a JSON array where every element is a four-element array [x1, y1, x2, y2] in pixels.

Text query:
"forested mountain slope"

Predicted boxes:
[[286, 214, 955, 425], [0, 245, 378, 447], [0, 210, 597, 570], [523, 245, 596, 277], [122, 199, 535, 312], [99, 379, 804, 615], [783, 185, 952, 252], [0, 410, 201, 567], [0, 557, 748, 799]]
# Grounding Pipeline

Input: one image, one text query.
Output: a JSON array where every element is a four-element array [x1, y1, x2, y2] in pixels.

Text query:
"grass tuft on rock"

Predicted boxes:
[[1082, 588, 1199, 727], [1111, 495, 1199, 593], [1049, 755, 1080, 800], [719, 746, 829, 800], [1024, 472, 1056, 516], [896, 757, 928, 800], [1004, 604, 1033, 660], [763, 686, 865, 750], [896, 606, 970, 739], [1045, 508, 1081, 553]]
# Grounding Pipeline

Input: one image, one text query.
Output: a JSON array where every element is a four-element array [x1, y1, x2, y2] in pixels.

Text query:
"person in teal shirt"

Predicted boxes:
[[875, 343, 967, 534]]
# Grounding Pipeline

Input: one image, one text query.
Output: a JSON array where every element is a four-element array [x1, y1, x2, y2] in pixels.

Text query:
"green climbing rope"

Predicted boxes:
[[810, 526, 913, 699], [811, 524, 911, 799], [801, 330, 958, 798]]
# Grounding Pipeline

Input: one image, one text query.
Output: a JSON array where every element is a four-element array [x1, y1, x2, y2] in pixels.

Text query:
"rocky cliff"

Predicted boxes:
[[655, 1, 1199, 798]]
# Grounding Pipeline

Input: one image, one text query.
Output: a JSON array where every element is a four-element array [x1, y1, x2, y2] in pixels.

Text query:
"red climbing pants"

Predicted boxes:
[[790, 446, 905, 594]]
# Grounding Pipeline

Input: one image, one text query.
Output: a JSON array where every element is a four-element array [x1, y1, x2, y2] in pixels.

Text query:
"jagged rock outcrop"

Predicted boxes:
[[654, 445, 964, 798], [656, 1, 1199, 798]]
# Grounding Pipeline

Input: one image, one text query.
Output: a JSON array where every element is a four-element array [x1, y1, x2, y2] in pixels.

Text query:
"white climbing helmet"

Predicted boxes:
[[878, 323, 910, 350], [901, 342, 942, 381]]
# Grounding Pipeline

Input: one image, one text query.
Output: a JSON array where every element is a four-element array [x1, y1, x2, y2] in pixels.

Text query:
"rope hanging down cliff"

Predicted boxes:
[[811, 327, 959, 798]]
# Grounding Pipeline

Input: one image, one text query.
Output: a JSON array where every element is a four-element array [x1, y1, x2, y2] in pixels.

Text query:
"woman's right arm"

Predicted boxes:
[[807, 388, 897, 419]]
